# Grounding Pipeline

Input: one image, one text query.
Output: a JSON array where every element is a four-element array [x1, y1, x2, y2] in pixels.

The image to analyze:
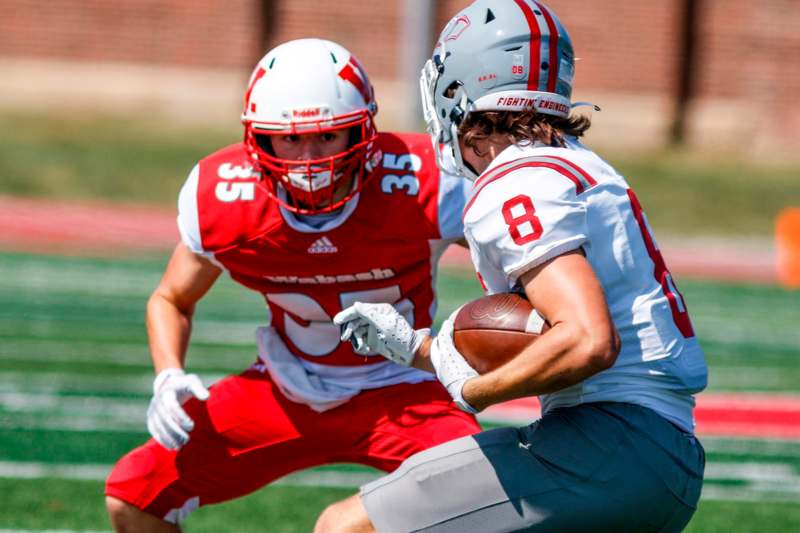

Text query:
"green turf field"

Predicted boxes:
[[0, 252, 798, 531]]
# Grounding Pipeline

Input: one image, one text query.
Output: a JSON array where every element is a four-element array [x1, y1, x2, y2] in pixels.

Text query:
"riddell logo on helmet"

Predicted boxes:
[[292, 108, 322, 118]]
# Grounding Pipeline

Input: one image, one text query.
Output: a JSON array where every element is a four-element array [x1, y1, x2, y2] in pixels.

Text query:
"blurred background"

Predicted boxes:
[[3, 0, 800, 151], [0, 1, 798, 531], [3, 0, 800, 148]]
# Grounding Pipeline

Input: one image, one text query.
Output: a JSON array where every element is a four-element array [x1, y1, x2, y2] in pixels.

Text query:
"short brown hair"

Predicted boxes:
[[458, 109, 591, 157]]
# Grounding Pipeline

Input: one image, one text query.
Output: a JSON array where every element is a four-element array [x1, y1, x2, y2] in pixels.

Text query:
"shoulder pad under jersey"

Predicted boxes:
[[184, 143, 274, 253]]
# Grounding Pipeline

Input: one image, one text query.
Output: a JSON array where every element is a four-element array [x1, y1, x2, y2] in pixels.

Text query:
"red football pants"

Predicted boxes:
[[105, 368, 480, 520]]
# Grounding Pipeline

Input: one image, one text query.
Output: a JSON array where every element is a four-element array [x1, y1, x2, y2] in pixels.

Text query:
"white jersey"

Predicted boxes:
[[463, 138, 708, 432]]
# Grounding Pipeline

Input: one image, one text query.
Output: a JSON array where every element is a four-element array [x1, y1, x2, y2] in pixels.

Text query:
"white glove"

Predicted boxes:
[[146, 368, 210, 450], [430, 311, 479, 413], [333, 302, 430, 366]]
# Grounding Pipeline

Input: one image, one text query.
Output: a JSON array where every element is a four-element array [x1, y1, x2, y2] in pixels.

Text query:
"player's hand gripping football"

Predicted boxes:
[[430, 310, 479, 413], [333, 303, 430, 366], [147, 368, 210, 450]]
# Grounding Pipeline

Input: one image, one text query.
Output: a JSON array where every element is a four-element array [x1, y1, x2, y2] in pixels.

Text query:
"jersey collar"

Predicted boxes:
[[484, 140, 551, 176], [277, 186, 361, 233]]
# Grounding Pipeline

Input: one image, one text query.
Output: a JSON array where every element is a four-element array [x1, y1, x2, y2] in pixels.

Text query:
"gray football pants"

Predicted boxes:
[[361, 402, 705, 532]]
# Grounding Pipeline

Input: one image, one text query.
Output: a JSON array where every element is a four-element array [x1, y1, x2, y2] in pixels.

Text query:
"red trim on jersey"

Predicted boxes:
[[338, 58, 372, 105], [542, 155, 598, 187], [244, 67, 266, 113], [476, 271, 488, 292], [514, 0, 541, 91], [472, 155, 596, 192], [470, 156, 528, 191], [534, 1, 559, 93], [627, 189, 695, 338], [463, 158, 595, 218]]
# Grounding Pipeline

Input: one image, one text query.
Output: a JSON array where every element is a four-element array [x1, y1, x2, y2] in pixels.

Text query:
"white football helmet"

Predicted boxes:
[[242, 39, 379, 214], [421, 0, 586, 180]]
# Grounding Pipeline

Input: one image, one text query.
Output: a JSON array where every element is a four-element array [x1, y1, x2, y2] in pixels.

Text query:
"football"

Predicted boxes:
[[453, 293, 549, 374]]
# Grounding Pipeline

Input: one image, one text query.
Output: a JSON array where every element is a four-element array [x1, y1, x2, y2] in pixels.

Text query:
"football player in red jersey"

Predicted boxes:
[[104, 38, 480, 531]]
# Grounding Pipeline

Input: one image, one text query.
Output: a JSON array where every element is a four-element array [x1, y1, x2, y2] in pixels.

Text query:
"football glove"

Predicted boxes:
[[429, 311, 479, 413], [146, 368, 209, 450], [333, 302, 430, 366]]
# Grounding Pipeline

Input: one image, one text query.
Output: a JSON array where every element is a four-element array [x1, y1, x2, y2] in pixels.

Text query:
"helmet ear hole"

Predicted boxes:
[[346, 126, 362, 149], [255, 134, 274, 155], [443, 80, 462, 99]]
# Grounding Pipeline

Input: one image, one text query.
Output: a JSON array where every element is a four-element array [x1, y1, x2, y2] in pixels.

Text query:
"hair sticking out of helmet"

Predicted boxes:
[[242, 39, 379, 214], [421, 0, 595, 180]]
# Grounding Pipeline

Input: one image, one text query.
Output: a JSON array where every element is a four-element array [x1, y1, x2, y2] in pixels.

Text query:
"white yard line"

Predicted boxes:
[[702, 436, 800, 456], [0, 461, 375, 488], [700, 485, 800, 503], [0, 392, 147, 432], [0, 462, 110, 481], [1, 460, 798, 503], [705, 462, 799, 483]]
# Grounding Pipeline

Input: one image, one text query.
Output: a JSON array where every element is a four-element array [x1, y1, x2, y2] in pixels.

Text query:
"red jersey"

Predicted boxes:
[[177, 132, 469, 374]]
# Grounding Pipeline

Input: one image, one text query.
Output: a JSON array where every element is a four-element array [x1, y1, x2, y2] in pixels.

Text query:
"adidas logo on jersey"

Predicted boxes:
[[307, 236, 338, 254]]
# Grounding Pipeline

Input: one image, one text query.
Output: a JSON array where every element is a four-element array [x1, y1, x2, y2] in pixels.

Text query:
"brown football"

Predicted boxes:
[[453, 293, 549, 374]]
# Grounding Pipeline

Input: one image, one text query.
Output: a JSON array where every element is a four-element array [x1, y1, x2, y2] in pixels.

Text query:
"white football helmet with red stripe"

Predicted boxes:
[[421, 0, 581, 180], [242, 39, 379, 214]]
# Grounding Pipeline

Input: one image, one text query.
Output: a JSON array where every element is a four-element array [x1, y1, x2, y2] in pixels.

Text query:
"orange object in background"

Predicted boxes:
[[776, 208, 800, 288]]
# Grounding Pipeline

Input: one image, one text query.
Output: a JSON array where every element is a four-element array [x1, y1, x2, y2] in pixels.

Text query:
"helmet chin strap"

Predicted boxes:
[[463, 159, 481, 179], [280, 169, 358, 212], [448, 93, 480, 181], [284, 169, 342, 192], [449, 133, 479, 181]]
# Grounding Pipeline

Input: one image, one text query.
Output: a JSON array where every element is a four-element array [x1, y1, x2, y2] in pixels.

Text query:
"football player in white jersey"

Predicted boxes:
[[320, 1, 708, 532]]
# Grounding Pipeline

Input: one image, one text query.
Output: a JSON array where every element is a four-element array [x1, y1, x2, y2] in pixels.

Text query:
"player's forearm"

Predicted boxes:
[[461, 323, 618, 411], [411, 335, 436, 373], [146, 291, 193, 373]]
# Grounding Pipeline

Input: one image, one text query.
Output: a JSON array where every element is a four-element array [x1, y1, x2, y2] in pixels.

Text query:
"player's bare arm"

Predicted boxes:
[[460, 249, 620, 411], [142, 243, 221, 451], [411, 335, 435, 373], [147, 242, 222, 372]]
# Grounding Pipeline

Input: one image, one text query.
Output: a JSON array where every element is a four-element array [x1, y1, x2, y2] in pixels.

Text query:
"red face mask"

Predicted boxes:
[[243, 109, 378, 215]]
